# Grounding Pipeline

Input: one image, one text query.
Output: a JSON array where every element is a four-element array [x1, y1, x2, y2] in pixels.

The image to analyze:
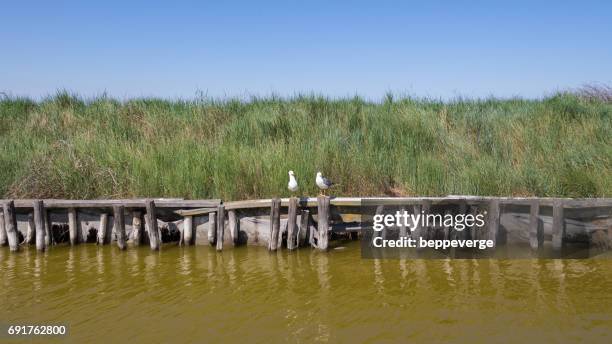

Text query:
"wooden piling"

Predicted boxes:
[[208, 212, 216, 245], [411, 204, 422, 240], [488, 199, 500, 245], [287, 197, 298, 250], [145, 199, 160, 251], [68, 207, 78, 245], [44, 208, 53, 246], [398, 206, 407, 238], [0, 209, 6, 246], [183, 215, 193, 246], [228, 210, 238, 245], [298, 209, 310, 247], [114, 205, 126, 250], [529, 200, 541, 250], [317, 195, 329, 251], [216, 205, 225, 251], [3, 201, 19, 251], [98, 213, 109, 245], [269, 198, 281, 251], [552, 199, 564, 250], [33, 200, 46, 251], [132, 210, 143, 245], [26, 212, 35, 245]]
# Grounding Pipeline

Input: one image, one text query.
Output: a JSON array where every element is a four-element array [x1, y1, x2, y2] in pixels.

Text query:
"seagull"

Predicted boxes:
[[288, 170, 299, 194], [316, 172, 334, 196]]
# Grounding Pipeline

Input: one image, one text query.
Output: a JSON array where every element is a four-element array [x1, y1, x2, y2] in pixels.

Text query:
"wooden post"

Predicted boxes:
[[183, 215, 193, 246], [299, 209, 310, 248], [114, 205, 126, 250], [317, 195, 329, 250], [33, 200, 46, 251], [26, 212, 36, 245], [529, 199, 541, 250], [68, 207, 78, 245], [287, 197, 298, 250], [421, 200, 432, 240], [552, 199, 564, 250], [269, 198, 281, 251], [44, 208, 53, 246], [98, 213, 109, 245], [0, 209, 6, 246], [398, 206, 407, 238], [145, 199, 160, 251], [228, 210, 238, 245], [457, 200, 468, 240], [411, 204, 422, 240], [216, 205, 225, 251], [3, 201, 19, 252], [208, 212, 216, 245], [488, 199, 500, 245], [132, 210, 143, 245]]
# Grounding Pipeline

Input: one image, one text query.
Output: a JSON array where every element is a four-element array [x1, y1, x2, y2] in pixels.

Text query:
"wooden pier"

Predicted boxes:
[[0, 196, 610, 253]]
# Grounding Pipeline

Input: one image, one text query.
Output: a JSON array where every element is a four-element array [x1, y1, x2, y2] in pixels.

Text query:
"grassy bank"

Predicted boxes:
[[0, 92, 610, 200]]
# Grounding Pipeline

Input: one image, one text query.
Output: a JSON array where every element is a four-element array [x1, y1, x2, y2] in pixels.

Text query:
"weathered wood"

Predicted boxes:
[[317, 196, 330, 250], [33, 200, 46, 251], [0, 210, 6, 246], [298, 209, 310, 247], [5, 198, 221, 209], [269, 198, 281, 251], [3, 201, 19, 251], [208, 212, 216, 245], [287, 197, 298, 250], [68, 207, 78, 245], [145, 199, 160, 251], [98, 213, 109, 245], [529, 200, 541, 249], [398, 206, 407, 238], [411, 204, 422, 240], [183, 215, 193, 246], [488, 199, 500, 244], [132, 210, 143, 245], [228, 210, 238, 245], [216, 205, 225, 251], [552, 199, 564, 250], [26, 212, 35, 245], [44, 208, 53, 246], [421, 200, 431, 240], [113, 206, 126, 250]]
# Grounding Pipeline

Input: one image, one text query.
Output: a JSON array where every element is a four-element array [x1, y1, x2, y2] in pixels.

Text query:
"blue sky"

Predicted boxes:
[[1, 0, 611, 100]]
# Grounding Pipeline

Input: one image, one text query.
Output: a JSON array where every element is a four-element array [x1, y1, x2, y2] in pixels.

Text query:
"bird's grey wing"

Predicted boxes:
[[322, 177, 333, 187]]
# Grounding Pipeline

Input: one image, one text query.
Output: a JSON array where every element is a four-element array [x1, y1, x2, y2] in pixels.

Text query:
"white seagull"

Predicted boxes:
[[315, 172, 334, 196], [288, 170, 299, 193]]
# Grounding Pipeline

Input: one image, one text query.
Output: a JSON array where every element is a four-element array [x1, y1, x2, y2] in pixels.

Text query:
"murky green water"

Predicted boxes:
[[1, 243, 611, 343]]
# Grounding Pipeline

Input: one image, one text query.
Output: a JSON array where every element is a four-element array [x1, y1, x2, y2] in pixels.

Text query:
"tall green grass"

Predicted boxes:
[[0, 91, 610, 200]]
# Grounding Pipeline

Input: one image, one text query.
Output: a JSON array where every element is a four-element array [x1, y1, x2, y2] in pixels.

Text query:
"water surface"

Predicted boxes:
[[1, 243, 611, 342]]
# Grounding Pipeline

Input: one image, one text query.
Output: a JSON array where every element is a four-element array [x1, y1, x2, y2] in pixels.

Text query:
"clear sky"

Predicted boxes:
[[1, 0, 611, 100]]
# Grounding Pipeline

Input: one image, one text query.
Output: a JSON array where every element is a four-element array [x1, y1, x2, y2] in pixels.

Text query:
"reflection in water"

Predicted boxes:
[[1, 243, 611, 343]]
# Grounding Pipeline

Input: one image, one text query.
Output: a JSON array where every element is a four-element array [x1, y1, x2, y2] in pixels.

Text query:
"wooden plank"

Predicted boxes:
[[132, 210, 143, 245], [529, 199, 541, 250], [298, 209, 310, 247], [552, 199, 564, 250], [175, 207, 218, 216], [488, 199, 500, 244], [317, 196, 330, 251], [0, 209, 6, 246], [113, 205, 126, 250], [3, 201, 19, 251], [208, 212, 216, 246], [5, 198, 222, 209], [183, 215, 193, 246], [287, 197, 298, 250], [269, 198, 281, 251], [97, 213, 109, 245], [145, 199, 160, 251], [68, 207, 78, 245], [216, 205, 225, 251], [228, 210, 238, 245], [33, 200, 46, 251]]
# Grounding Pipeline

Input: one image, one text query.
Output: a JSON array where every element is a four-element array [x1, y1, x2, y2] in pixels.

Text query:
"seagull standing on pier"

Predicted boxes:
[[316, 172, 334, 196], [288, 170, 299, 194]]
